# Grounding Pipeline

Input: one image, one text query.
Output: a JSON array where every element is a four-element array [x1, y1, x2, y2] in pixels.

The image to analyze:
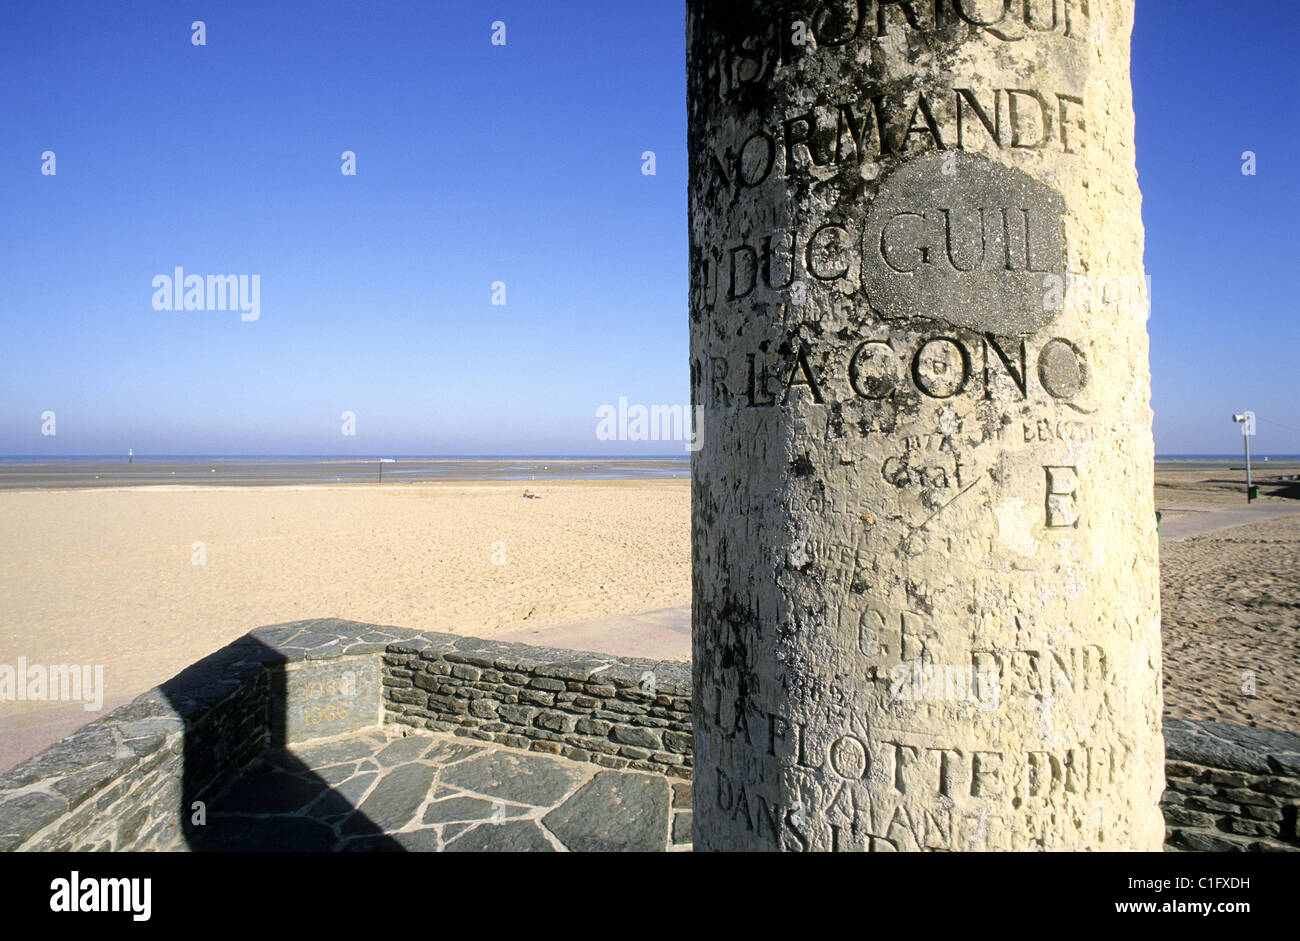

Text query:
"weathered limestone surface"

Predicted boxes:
[[688, 1, 1163, 849]]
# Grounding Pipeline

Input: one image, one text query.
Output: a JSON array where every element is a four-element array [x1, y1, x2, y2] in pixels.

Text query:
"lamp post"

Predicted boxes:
[[1233, 412, 1256, 501]]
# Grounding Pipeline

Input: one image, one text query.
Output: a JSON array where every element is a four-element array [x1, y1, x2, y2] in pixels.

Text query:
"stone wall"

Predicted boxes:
[[0, 619, 691, 851], [0, 634, 283, 852], [2, 618, 1295, 851], [381, 636, 692, 778], [1162, 719, 1300, 852]]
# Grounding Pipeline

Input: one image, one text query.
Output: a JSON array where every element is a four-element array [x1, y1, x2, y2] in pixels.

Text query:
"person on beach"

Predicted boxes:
[[523, 489, 542, 499]]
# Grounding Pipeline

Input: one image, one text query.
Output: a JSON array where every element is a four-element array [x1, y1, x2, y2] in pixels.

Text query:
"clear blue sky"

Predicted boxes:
[[0, 0, 1295, 456]]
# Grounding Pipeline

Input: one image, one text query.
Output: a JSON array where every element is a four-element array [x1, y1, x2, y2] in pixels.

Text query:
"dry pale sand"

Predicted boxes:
[[1159, 513, 1300, 730], [2, 464, 1297, 774], [0, 480, 690, 772], [1153, 463, 1300, 729]]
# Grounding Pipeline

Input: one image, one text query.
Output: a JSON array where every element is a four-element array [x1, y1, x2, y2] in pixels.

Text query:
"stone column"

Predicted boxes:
[[688, 0, 1163, 851]]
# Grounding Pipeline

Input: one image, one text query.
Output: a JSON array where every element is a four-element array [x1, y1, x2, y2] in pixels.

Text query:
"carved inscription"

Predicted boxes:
[[707, 86, 1086, 194], [716, 332, 1089, 408], [275, 656, 380, 743], [714, 0, 1095, 101], [862, 152, 1065, 333], [1043, 465, 1080, 527], [694, 153, 1068, 338], [688, 0, 1162, 850]]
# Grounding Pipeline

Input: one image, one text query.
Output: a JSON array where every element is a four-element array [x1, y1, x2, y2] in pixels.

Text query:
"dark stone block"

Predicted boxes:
[[444, 819, 555, 852], [51, 758, 139, 812], [375, 735, 435, 768], [1162, 806, 1219, 829], [860, 152, 1065, 335], [535, 660, 610, 682], [663, 730, 693, 753], [672, 811, 693, 844], [498, 704, 535, 726], [544, 772, 669, 852], [575, 718, 612, 736], [345, 762, 437, 833], [613, 726, 662, 749], [468, 699, 499, 719], [347, 827, 440, 852], [209, 769, 328, 817], [289, 736, 377, 768], [1164, 719, 1294, 775], [0, 723, 119, 790], [672, 782, 693, 809], [535, 713, 574, 733], [423, 796, 527, 825], [276, 657, 380, 743], [1253, 778, 1300, 798], [1218, 787, 1281, 808], [1223, 817, 1280, 838], [439, 750, 587, 807], [1184, 796, 1240, 815], [190, 813, 337, 852], [1170, 829, 1252, 852], [0, 792, 68, 846]]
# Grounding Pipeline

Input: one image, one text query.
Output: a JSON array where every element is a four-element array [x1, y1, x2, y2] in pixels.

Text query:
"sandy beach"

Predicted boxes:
[[0, 479, 691, 771], [1, 461, 1297, 773]]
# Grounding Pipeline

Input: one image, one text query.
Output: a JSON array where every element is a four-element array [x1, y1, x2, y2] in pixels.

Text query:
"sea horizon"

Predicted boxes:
[[1, 453, 1296, 463]]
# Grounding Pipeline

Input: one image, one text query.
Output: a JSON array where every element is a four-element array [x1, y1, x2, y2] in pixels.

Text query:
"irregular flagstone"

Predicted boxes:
[[374, 735, 436, 768], [422, 796, 528, 825], [303, 770, 378, 820], [344, 762, 437, 833], [209, 769, 329, 817], [438, 750, 588, 807], [291, 736, 384, 768], [341, 828, 440, 852], [543, 772, 669, 852], [421, 740, 487, 765], [441, 821, 473, 843], [443, 820, 555, 853], [190, 814, 337, 852], [314, 762, 359, 786]]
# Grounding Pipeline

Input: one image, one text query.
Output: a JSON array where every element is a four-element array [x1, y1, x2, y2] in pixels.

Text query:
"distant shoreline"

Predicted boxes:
[[0, 457, 692, 491], [2, 453, 1295, 462], [0, 455, 1295, 492]]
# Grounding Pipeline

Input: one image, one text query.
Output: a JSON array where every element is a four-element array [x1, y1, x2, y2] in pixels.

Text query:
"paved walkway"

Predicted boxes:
[[1159, 504, 1300, 542], [494, 605, 691, 662], [191, 726, 692, 852]]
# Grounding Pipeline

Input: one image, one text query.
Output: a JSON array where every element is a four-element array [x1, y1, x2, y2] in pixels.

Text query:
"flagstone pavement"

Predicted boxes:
[[189, 725, 693, 852]]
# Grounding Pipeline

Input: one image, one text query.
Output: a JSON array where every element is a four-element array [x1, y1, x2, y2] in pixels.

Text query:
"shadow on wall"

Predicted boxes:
[[164, 638, 403, 852]]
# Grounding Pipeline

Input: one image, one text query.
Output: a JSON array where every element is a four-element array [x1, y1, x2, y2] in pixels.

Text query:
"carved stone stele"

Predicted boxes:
[[687, 0, 1163, 851]]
